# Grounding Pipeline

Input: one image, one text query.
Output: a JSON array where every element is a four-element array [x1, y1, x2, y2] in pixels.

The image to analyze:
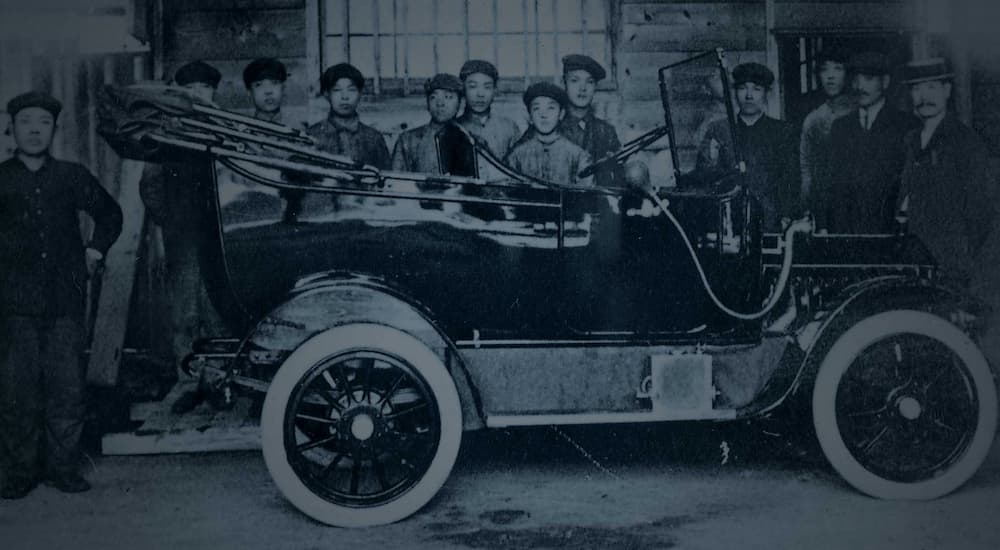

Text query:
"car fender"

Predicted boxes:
[[241, 271, 486, 430]]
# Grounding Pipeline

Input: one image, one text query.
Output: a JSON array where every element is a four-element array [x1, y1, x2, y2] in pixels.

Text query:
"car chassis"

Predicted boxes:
[[99, 50, 998, 527]]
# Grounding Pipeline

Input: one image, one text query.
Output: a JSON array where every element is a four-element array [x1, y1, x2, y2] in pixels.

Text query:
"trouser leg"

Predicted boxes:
[[39, 317, 84, 477], [0, 316, 42, 480]]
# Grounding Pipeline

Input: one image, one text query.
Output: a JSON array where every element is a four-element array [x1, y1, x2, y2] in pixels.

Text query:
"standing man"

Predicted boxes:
[[243, 57, 289, 124], [456, 60, 522, 160], [696, 63, 799, 231], [139, 61, 225, 412], [307, 62, 390, 169], [391, 73, 463, 174], [800, 46, 854, 225], [558, 54, 621, 174], [505, 82, 592, 187], [824, 52, 918, 233], [0, 92, 123, 498], [899, 57, 997, 289]]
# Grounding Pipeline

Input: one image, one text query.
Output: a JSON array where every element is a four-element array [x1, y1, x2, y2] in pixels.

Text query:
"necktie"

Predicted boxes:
[[861, 110, 868, 131]]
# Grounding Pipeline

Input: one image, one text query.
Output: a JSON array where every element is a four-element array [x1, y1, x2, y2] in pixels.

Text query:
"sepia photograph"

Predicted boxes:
[[1, 0, 999, 548]]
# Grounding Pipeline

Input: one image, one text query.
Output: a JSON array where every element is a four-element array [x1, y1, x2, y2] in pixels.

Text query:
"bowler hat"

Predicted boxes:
[[243, 58, 288, 88], [173, 60, 222, 88], [848, 52, 891, 76], [7, 91, 62, 119], [424, 73, 463, 96], [562, 54, 606, 81], [732, 63, 774, 88], [459, 60, 499, 82], [320, 63, 365, 93], [902, 57, 954, 85], [523, 82, 568, 109]]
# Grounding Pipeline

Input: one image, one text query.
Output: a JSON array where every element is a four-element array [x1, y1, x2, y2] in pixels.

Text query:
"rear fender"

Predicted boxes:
[[240, 272, 485, 430]]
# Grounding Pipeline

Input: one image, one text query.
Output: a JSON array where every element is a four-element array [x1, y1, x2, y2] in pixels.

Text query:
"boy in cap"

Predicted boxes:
[[243, 57, 288, 123], [799, 45, 854, 219], [391, 73, 463, 174], [696, 62, 798, 231], [307, 62, 390, 169], [504, 82, 592, 187], [0, 91, 123, 498], [456, 60, 521, 160], [824, 52, 918, 233], [173, 59, 222, 105], [559, 54, 621, 170]]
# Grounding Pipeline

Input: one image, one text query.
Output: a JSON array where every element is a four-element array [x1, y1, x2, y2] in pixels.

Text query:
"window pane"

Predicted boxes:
[[323, 39, 346, 68], [406, 0, 435, 34], [583, 0, 605, 31], [497, 34, 527, 77], [408, 35, 435, 76], [349, 36, 376, 75], [555, 0, 580, 32], [438, 34, 466, 76], [497, 1, 526, 32], [439, 0, 466, 33], [380, 36, 398, 77], [583, 33, 606, 64], [468, 34, 493, 63], [324, 0, 345, 35], [468, 0, 495, 33], [379, 0, 397, 35], [556, 31, 583, 59], [348, 0, 374, 34], [536, 0, 555, 33], [536, 34, 556, 75]]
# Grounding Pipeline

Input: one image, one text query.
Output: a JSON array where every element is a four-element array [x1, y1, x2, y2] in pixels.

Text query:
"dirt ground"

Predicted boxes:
[[2, 423, 999, 550]]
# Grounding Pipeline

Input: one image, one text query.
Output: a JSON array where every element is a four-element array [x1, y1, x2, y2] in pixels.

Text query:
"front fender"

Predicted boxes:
[[238, 271, 486, 430]]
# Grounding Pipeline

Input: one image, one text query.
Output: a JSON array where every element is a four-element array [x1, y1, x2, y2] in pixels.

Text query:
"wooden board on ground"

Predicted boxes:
[[102, 378, 262, 455], [87, 158, 146, 387]]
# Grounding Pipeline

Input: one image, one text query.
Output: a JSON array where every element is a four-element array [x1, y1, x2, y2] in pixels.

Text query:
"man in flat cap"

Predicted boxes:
[[307, 62, 390, 169], [243, 57, 289, 124], [558, 54, 622, 187], [456, 60, 522, 160], [799, 46, 855, 224], [696, 62, 798, 231], [822, 52, 918, 233], [0, 91, 123, 498], [391, 73, 463, 174], [504, 82, 592, 187], [139, 61, 225, 411]]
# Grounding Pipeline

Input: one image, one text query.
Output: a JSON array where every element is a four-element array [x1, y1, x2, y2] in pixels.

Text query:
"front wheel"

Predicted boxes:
[[261, 324, 462, 527], [813, 309, 998, 499]]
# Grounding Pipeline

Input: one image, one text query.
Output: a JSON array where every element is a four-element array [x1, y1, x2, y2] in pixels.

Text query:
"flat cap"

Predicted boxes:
[[731, 63, 774, 88], [523, 81, 568, 109], [7, 90, 62, 118], [243, 57, 288, 87], [562, 54, 606, 81], [459, 60, 499, 82], [848, 51, 891, 76], [320, 63, 365, 93], [424, 73, 463, 95], [173, 60, 222, 88], [901, 57, 953, 85]]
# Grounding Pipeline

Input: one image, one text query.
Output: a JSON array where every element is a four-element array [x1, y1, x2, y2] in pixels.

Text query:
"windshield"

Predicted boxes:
[[658, 50, 739, 183]]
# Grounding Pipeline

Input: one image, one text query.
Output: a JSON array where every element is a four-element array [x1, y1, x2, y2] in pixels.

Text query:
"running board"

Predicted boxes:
[[486, 409, 737, 428]]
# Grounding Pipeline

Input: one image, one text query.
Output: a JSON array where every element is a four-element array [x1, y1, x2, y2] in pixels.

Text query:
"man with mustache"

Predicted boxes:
[[456, 60, 521, 160], [696, 63, 798, 231], [799, 46, 854, 227], [243, 57, 289, 124], [0, 92, 122, 498], [823, 52, 918, 233]]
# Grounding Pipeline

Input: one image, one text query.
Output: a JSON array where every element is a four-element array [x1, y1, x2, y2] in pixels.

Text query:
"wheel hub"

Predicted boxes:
[[350, 414, 376, 441], [896, 396, 922, 420], [339, 405, 384, 448]]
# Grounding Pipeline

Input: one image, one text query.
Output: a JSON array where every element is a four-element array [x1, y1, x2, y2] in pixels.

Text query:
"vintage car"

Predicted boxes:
[[100, 50, 997, 527]]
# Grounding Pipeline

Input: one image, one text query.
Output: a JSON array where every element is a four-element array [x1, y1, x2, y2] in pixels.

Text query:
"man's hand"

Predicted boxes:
[[85, 248, 105, 278]]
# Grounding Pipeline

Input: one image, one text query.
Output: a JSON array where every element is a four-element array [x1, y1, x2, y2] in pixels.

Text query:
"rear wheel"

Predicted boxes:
[[813, 310, 997, 499], [261, 324, 462, 527]]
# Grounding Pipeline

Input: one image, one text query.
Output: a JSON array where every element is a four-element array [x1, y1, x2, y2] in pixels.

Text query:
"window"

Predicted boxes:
[[321, 0, 613, 95]]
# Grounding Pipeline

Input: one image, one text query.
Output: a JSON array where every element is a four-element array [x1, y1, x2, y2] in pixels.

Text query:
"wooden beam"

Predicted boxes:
[[765, 0, 781, 118]]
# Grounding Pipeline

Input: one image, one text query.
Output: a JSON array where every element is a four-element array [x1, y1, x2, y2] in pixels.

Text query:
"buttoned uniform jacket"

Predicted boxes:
[[391, 120, 447, 174], [307, 114, 391, 169], [0, 156, 123, 320], [557, 109, 622, 186], [823, 105, 919, 234], [899, 113, 999, 286], [696, 115, 799, 232], [504, 133, 593, 187], [799, 94, 855, 215], [456, 110, 522, 161]]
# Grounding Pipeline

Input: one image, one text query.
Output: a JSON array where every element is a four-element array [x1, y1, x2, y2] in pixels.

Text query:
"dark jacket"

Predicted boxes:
[[557, 109, 622, 186], [307, 115, 391, 169], [823, 105, 919, 233], [0, 155, 122, 319], [899, 113, 999, 285]]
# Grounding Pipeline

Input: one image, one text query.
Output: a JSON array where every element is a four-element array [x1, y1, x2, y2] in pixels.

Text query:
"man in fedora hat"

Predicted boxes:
[[822, 52, 918, 233], [898, 57, 997, 287], [0, 91, 123, 498]]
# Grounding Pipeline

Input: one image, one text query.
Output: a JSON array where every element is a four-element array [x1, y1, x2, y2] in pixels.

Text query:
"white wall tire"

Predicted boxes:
[[261, 324, 462, 527], [813, 310, 998, 500]]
